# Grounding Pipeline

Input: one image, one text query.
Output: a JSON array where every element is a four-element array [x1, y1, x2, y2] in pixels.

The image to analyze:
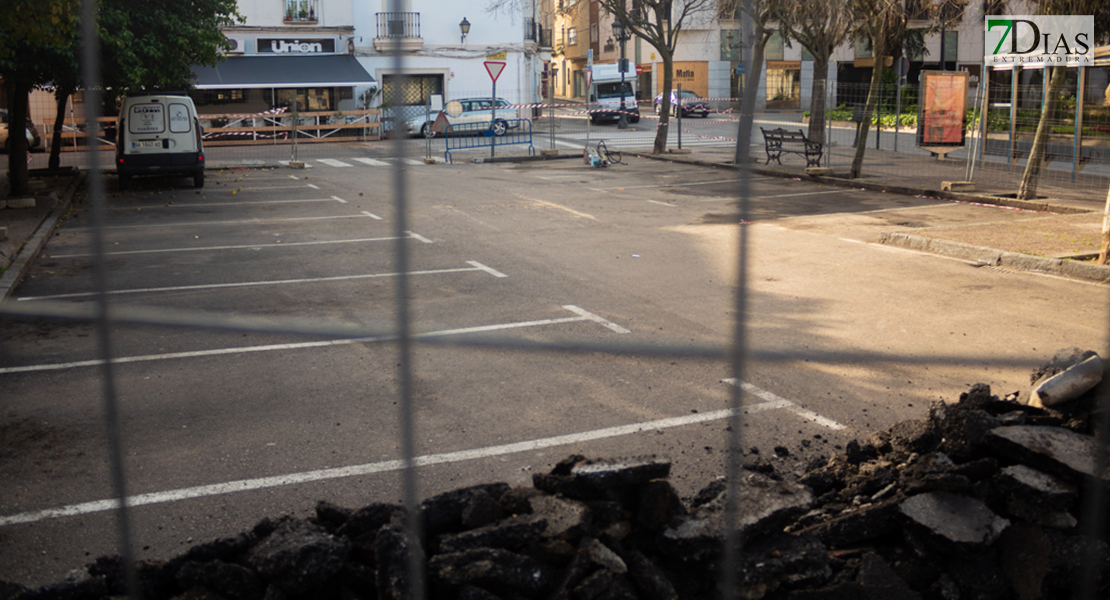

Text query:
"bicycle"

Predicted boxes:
[[595, 140, 621, 165]]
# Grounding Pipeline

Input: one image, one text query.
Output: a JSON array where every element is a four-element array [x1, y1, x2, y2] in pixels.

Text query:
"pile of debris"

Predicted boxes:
[[4, 350, 1108, 600]]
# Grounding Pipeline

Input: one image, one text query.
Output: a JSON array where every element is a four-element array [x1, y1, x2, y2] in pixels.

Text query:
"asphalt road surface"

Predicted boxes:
[[2, 148, 1108, 588]]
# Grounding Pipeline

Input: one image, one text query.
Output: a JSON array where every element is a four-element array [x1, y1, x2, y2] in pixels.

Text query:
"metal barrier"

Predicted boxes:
[[443, 118, 534, 163]]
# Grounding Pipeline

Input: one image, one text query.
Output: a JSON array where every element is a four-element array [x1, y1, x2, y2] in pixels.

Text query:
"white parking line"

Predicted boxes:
[[49, 235, 408, 259], [467, 260, 508, 278], [331, 196, 348, 203], [0, 400, 793, 527], [106, 198, 345, 211], [722, 378, 846, 430], [362, 211, 383, 220], [17, 263, 503, 302], [67, 213, 380, 232], [0, 305, 628, 375]]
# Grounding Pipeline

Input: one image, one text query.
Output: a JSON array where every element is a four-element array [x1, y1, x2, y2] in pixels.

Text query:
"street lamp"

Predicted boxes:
[[460, 17, 471, 44], [612, 20, 632, 129]]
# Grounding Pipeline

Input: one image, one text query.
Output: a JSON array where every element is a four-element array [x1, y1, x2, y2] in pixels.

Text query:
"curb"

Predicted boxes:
[[0, 172, 84, 300], [879, 232, 1110, 284], [634, 153, 1095, 216], [471, 153, 580, 164]]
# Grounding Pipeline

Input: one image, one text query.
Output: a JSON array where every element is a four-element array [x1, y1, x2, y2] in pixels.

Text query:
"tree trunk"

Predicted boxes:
[[807, 55, 830, 143], [49, 87, 73, 171], [1099, 181, 1110, 265], [5, 82, 32, 198], [653, 51, 674, 154], [1017, 65, 1066, 201], [849, 56, 884, 179], [734, 33, 770, 165]]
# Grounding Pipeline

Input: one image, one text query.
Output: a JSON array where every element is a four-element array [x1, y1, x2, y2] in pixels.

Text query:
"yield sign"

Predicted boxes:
[[484, 61, 506, 83]]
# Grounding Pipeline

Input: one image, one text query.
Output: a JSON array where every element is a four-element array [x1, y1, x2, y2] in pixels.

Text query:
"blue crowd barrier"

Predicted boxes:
[[443, 119, 534, 163]]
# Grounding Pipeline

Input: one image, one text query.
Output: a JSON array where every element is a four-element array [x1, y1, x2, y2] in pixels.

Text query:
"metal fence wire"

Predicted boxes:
[[2, 0, 1110, 598]]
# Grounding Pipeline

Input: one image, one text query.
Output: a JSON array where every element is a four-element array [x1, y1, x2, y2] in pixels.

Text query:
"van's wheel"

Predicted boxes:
[[194, 170, 204, 189], [491, 119, 508, 136], [118, 174, 130, 190]]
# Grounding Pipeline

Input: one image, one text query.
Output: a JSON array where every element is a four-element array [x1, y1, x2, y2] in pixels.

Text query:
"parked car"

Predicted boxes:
[[406, 98, 520, 138], [0, 108, 43, 153], [653, 90, 711, 118], [115, 94, 205, 189]]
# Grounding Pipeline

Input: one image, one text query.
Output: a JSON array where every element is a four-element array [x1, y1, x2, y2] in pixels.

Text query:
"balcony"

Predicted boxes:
[[374, 12, 423, 52], [524, 18, 553, 49], [284, 0, 318, 24]]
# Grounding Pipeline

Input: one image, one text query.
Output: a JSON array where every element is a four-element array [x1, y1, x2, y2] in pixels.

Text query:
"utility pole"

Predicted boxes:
[[614, 20, 631, 130]]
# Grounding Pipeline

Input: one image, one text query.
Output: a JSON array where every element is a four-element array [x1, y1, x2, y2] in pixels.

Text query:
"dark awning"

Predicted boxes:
[[191, 55, 376, 89]]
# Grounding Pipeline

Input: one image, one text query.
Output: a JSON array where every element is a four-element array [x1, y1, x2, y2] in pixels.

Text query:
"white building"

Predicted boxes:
[[351, 0, 550, 121], [190, 0, 376, 115]]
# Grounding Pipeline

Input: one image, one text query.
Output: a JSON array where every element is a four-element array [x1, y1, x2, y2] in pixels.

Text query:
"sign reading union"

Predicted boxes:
[[259, 38, 336, 54], [985, 15, 1094, 65]]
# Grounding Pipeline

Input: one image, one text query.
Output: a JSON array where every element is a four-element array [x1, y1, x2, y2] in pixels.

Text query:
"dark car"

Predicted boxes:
[[653, 90, 711, 118]]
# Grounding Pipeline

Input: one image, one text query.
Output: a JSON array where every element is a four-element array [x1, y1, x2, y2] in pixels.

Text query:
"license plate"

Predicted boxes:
[[134, 141, 160, 148]]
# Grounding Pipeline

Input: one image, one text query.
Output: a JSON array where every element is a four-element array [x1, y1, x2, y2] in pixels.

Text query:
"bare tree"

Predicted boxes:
[[847, 0, 929, 179], [719, 0, 790, 165], [595, 0, 720, 153], [778, 0, 854, 143], [1015, 0, 1109, 200]]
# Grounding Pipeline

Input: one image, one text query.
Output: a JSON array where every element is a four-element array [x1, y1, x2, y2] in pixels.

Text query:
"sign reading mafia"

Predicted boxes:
[[985, 15, 1093, 65]]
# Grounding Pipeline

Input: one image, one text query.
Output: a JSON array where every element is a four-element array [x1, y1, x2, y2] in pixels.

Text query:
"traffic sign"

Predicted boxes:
[[484, 61, 506, 82]]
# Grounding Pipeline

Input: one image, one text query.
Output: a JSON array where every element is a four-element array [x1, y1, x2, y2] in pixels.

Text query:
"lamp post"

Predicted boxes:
[[460, 17, 471, 44], [613, 20, 631, 130]]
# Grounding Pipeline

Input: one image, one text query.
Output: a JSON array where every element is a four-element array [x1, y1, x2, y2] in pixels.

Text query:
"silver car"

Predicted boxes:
[[406, 98, 520, 138], [0, 109, 43, 153]]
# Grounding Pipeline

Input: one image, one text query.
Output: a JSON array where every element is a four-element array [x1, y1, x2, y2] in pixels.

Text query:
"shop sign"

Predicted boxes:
[[259, 38, 336, 54]]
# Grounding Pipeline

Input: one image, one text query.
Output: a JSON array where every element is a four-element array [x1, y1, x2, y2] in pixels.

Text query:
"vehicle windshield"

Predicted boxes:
[[596, 82, 634, 99], [676, 90, 700, 99]]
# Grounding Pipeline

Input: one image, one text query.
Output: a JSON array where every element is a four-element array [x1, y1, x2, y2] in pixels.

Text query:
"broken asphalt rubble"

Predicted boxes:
[[3, 349, 1108, 600]]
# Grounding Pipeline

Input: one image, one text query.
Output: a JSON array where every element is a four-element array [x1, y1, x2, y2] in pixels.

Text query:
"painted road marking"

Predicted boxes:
[[106, 198, 346, 211], [467, 260, 507, 278], [49, 232, 432, 259], [17, 263, 506, 302], [331, 196, 348, 204], [352, 158, 390, 167], [0, 396, 819, 527], [723, 378, 846, 430], [66, 214, 381, 232], [318, 159, 353, 168], [362, 211, 383, 220], [0, 305, 627, 375], [647, 200, 676, 207], [401, 158, 425, 166]]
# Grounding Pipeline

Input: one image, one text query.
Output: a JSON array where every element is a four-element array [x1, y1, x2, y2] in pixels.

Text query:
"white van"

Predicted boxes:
[[116, 94, 205, 189]]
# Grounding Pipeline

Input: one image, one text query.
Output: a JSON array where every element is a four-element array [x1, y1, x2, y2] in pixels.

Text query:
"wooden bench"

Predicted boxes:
[[760, 127, 824, 168]]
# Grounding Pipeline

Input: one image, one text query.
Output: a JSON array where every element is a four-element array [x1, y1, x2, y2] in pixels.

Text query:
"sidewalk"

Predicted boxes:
[[637, 145, 1110, 284], [2, 143, 1108, 302]]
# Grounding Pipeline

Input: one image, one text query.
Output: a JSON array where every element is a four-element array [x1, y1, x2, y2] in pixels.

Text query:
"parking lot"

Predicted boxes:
[[3, 151, 1108, 587]]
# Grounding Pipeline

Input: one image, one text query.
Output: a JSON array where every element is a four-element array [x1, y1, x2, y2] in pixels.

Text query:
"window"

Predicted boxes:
[[568, 27, 578, 45], [765, 32, 784, 61], [381, 74, 444, 106], [591, 23, 598, 44]]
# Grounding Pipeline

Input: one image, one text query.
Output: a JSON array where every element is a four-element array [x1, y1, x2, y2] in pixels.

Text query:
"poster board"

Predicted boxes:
[[917, 71, 970, 151]]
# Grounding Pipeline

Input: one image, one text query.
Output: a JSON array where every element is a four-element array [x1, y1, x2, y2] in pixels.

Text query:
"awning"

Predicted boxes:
[[191, 55, 376, 90]]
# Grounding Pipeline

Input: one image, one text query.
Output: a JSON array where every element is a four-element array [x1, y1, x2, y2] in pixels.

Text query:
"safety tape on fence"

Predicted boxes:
[[914, 195, 1062, 215], [203, 131, 290, 140], [208, 107, 289, 119]]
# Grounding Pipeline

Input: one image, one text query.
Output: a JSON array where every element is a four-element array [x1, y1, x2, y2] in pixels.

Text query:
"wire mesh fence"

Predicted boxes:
[[4, 11, 1110, 597]]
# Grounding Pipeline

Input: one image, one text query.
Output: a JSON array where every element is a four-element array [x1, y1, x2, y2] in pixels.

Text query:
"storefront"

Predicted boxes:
[[190, 35, 376, 114]]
